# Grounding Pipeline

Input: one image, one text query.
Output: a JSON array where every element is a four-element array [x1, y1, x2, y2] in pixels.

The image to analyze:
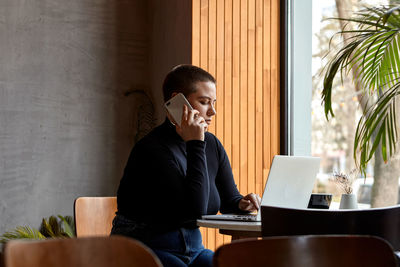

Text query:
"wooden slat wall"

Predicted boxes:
[[192, 0, 280, 251]]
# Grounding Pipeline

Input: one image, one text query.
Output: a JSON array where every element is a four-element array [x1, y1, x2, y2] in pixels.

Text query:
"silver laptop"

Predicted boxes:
[[201, 155, 321, 221]]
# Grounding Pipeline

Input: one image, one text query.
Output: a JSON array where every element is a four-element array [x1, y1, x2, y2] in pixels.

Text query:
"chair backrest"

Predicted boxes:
[[213, 235, 397, 267], [3, 236, 162, 267], [74, 196, 117, 237], [261, 205, 400, 250]]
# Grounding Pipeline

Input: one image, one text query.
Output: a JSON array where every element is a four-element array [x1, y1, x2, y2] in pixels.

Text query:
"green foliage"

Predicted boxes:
[[322, 5, 400, 174], [0, 226, 45, 243], [0, 215, 75, 244], [58, 215, 75, 238]]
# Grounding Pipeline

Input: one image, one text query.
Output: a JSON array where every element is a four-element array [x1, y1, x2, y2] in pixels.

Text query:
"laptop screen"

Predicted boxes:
[[260, 155, 321, 209]]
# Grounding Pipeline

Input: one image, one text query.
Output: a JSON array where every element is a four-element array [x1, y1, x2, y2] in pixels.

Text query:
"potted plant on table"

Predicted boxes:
[[331, 170, 358, 209]]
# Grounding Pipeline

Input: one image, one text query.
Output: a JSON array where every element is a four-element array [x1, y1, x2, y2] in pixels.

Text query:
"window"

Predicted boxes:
[[310, 0, 391, 203]]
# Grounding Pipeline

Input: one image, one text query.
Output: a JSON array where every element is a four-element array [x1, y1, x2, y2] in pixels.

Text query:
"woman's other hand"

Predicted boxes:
[[176, 105, 208, 141], [238, 193, 261, 212]]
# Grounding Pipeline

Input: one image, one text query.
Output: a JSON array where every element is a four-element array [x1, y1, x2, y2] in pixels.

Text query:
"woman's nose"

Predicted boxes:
[[208, 105, 216, 116]]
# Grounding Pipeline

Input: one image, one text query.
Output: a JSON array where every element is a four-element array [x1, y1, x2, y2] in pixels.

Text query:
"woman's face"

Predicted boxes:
[[186, 81, 217, 129]]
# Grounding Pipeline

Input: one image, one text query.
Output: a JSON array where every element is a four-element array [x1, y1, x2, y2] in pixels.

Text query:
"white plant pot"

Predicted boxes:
[[339, 193, 358, 209]]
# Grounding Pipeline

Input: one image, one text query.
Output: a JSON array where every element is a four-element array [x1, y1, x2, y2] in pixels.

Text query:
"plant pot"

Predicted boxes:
[[339, 193, 358, 209]]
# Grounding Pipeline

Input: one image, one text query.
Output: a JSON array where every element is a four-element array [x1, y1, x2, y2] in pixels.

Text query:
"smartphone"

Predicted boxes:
[[164, 93, 193, 126]]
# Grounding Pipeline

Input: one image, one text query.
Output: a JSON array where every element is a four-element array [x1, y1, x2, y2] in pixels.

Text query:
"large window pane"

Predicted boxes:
[[311, 0, 392, 205]]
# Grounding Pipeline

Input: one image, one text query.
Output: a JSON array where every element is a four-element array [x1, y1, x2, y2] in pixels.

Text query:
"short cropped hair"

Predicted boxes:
[[162, 64, 216, 102]]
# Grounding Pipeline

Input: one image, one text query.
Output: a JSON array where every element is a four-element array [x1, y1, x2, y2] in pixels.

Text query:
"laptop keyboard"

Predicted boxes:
[[231, 214, 257, 221], [213, 214, 257, 221]]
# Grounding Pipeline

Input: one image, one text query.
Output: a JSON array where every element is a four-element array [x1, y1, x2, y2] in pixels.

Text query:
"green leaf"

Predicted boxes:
[[1, 215, 76, 243], [354, 83, 400, 173], [0, 226, 45, 244], [58, 215, 76, 238], [322, 4, 400, 173], [39, 217, 56, 237]]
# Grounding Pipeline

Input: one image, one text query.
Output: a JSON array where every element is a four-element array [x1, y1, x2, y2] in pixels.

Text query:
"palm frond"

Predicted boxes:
[[323, 5, 400, 120], [322, 38, 364, 118], [354, 82, 400, 173], [322, 4, 400, 173], [358, 31, 399, 90], [58, 215, 75, 238], [0, 226, 45, 244], [0, 215, 76, 244], [39, 215, 76, 238], [39, 216, 57, 238]]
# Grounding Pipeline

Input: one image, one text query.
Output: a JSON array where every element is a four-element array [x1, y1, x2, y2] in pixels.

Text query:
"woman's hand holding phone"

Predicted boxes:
[[176, 105, 208, 141]]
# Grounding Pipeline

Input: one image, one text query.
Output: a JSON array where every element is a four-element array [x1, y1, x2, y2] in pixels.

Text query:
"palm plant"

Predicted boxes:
[[322, 4, 400, 174], [0, 215, 75, 244]]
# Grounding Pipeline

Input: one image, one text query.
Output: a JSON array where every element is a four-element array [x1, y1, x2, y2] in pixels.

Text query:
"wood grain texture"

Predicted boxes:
[[215, 0, 226, 248], [248, 0, 256, 195], [224, 0, 233, 162], [255, 0, 263, 196], [74, 197, 117, 237], [232, 0, 240, 194], [240, 0, 249, 195], [192, 0, 201, 66], [263, 0, 272, 187], [192, 0, 281, 250], [213, 236, 397, 267], [4, 236, 162, 267], [271, 0, 280, 157]]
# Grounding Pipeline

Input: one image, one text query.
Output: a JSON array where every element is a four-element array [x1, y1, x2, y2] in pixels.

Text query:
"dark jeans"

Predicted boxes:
[[111, 215, 213, 267], [146, 228, 213, 267]]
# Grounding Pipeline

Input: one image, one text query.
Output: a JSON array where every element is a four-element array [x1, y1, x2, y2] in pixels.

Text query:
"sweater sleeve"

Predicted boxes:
[[213, 137, 244, 214], [118, 137, 210, 223], [184, 140, 210, 216]]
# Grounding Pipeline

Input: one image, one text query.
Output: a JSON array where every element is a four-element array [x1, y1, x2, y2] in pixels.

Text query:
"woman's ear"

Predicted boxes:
[[171, 92, 178, 98]]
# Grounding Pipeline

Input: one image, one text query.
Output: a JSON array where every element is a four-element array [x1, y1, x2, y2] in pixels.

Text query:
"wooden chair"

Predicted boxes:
[[261, 205, 400, 250], [74, 196, 117, 237], [213, 235, 397, 267], [3, 236, 162, 267]]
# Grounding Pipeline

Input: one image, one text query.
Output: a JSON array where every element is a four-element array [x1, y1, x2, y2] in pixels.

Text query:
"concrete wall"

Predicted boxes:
[[149, 0, 192, 125], [0, 0, 151, 233]]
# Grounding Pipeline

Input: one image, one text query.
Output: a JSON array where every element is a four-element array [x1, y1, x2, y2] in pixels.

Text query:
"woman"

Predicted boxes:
[[111, 65, 260, 267]]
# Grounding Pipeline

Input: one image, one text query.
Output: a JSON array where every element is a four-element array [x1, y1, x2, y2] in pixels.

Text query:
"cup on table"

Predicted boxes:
[[307, 193, 332, 209]]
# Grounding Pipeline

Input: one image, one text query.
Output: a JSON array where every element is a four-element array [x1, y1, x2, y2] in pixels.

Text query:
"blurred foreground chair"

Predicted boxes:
[[213, 235, 397, 267], [74, 196, 117, 237], [3, 236, 162, 267], [261, 205, 400, 250]]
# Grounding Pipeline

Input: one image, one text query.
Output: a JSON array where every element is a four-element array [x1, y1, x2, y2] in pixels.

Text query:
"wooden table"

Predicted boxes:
[[197, 219, 262, 240]]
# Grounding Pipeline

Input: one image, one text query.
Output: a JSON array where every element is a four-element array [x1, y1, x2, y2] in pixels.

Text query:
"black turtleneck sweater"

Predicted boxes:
[[116, 119, 243, 234]]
